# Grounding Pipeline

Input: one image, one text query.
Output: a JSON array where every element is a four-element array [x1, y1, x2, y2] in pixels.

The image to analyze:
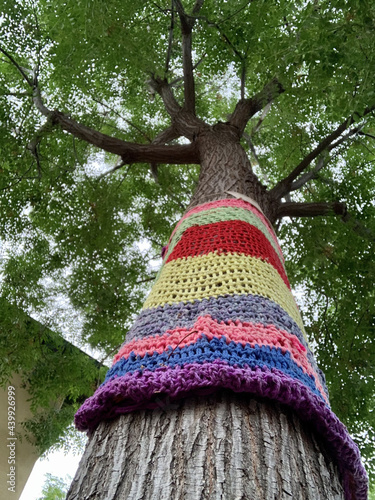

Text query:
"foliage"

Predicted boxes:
[[0, 0, 374, 484], [0, 298, 105, 453], [37, 473, 71, 500]]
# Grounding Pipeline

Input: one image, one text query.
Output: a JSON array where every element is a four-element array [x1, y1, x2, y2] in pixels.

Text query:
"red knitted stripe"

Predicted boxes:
[[166, 220, 290, 288]]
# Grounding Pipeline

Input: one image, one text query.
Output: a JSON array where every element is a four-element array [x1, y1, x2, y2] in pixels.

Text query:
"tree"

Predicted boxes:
[[0, 0, 374, 498], [38, 473, 71, 500], [0, 298, 104, 456]]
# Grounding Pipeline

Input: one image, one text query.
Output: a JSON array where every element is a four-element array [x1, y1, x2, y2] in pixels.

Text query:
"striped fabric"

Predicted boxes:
[[75, 199, 367, 500]]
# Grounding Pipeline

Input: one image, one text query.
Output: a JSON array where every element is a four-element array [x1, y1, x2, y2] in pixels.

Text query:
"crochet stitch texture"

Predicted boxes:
[[75, 198, 367, 500]]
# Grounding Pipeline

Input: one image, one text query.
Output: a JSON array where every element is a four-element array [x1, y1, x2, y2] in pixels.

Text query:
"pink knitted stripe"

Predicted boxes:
[[170, 199, 282, 257], [113, 315, 327, 402]]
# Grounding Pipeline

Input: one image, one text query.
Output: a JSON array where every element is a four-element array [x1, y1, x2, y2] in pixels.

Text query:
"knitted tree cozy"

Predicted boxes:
[[75, 198, 367, 500]]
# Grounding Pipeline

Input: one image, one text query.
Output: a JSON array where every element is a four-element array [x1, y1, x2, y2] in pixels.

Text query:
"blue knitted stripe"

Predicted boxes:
[[105, 336, 324, 402]]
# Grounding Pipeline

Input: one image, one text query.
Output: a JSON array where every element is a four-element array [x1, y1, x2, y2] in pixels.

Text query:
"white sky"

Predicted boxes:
[[20, 449, 83, 499]]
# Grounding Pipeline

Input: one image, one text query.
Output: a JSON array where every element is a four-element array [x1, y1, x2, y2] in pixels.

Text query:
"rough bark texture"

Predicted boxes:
[[188, 124, 277, 221], [68, 391, 344, 500]]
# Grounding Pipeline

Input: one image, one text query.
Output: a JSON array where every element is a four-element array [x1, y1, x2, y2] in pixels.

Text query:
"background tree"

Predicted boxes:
[[37, 473, 71, 500], [0, 0, 374, 496]]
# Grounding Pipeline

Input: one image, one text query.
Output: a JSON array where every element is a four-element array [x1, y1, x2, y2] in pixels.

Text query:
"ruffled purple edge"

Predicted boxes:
[[75, 361, 367, 500]]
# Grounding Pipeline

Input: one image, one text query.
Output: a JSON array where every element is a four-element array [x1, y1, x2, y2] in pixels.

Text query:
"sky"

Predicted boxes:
[[20, 448, 83, 499]]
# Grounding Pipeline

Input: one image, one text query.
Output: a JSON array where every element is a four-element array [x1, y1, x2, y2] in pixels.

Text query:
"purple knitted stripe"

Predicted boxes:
[[74, 361, 367, 500], [125, 294, 328, 396]]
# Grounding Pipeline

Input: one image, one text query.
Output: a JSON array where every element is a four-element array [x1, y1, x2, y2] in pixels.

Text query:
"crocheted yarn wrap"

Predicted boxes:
[[75, 198, 367, 500]]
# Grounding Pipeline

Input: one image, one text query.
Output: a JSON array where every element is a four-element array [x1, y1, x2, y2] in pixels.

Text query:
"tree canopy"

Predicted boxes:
[[0, 0, 374, 484]]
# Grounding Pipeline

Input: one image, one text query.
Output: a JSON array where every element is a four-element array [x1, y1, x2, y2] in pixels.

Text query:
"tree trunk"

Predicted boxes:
[[69, 127, 366, 500], [68, 392, 344, 500]]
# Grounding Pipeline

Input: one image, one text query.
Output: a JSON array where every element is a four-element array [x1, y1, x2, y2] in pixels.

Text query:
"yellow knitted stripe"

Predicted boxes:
[[143, 252, 305, 333]]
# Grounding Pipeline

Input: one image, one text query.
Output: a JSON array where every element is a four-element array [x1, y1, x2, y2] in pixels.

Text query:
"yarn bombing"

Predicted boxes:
[[75, 198, 367, 500]]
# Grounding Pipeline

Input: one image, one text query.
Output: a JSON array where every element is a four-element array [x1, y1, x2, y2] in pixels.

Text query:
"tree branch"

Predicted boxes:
[[32, 85, 50, 116], [327, 124, 364, 151], [277, 201, 347, 219], [181, 29, 195, 113], [149, 126, 181, 182], [5, 44, 200, 168], [169, 54, 205, 87], [91, 97, 152, 143], [173, 0, 204, 114], [27, 116, 55, 178], [198, 14, 243, 60], [270, 106, 375, 199], [358, 131, 375, 141], [251, 101, 273, 136], [229, 78, 285, 135], [50, 110, 199, 163], [240, 63, 246, 101], [153, 126, 181, 145], [98, 161, 130, 179], [341, 211, 375, 243], [32, 82, 199, 164], [165, 2, 175, 74], [289, 154, 329, 192], [149, 76, 205, 139], [148, 76, 182, 118], [0, 46, 33, 86]]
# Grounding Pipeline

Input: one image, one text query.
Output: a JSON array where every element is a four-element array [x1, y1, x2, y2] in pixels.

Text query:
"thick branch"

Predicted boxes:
[[149, 77, 182, 117], [150, 76, 206, 140], [279, 201, 375, 242], [33, 89, 195, 167], [153, 126, 181, 145], [174, 0, 204, 114], [277, 201, 346, 219], [229, 78, 285, 135], [181, 29, 195, 112], [33, 86, 50, 116], [271, 106, 375, 199], [240, 63, 246, 101], [50, 110, 199, 164]]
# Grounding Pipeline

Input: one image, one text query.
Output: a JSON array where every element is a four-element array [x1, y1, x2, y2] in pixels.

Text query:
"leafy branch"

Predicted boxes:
[[0, 46, 33, 86], [270, 106, 375, 199], [91, 97, 152, 143], [1, 44, 200, 168]]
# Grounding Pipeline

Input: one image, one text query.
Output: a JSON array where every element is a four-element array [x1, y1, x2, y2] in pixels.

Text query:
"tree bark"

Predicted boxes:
[[187, 123, 276, 220], [68, 392, 344, 500]]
